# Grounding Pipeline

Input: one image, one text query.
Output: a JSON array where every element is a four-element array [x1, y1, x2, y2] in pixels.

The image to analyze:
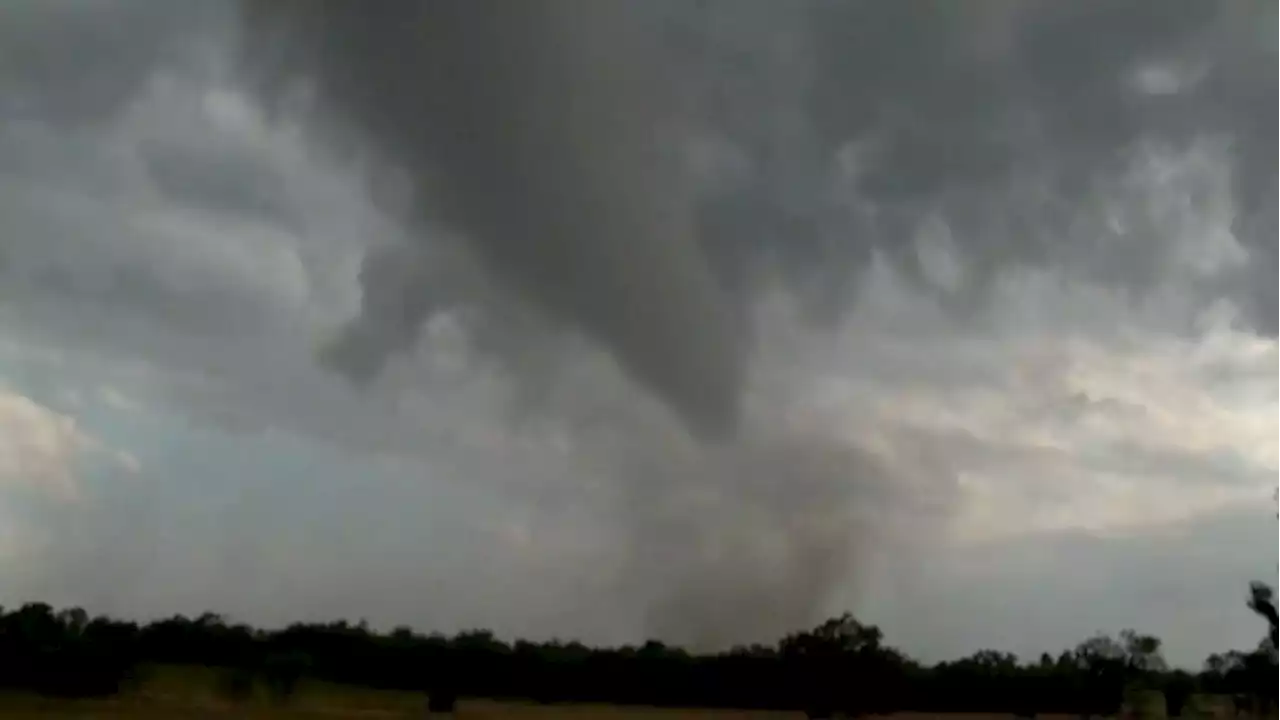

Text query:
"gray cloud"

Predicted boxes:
[[227, 0, 1274, 644], [874, 501, 1279, 667], [239, 0, 747, 441], [138, 140, 291, 227], [798, 0, 1275, 320], [0, 0, 222, 127], [233, 1, 1276, 428]]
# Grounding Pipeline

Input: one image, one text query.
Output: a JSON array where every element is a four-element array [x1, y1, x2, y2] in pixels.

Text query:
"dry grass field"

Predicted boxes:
[[0, 692, 1095, 720], [0, 696, 807, 720], [0, 666, 1259, 719], [0, 666, 797, 719], [0, 705, 1103, 720], [0, 694, 1258, 720], [0, 697, 1186, 720]]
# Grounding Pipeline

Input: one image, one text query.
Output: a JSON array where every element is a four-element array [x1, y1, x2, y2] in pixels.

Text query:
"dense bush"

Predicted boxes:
[[427, 686, 458, 713], [214, 665, 257, 702]]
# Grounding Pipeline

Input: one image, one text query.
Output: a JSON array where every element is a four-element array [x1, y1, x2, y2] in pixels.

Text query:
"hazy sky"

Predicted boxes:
[[0, 0, 1275, 669]]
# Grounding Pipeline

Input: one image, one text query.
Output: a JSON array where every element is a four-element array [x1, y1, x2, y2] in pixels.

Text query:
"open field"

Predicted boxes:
[[0, 666, 796, 719], [0, 700, 1200, 720], [27, 702, 1097, 720], [0, 666, 1259, 719], [0, 707, 1120, 720], [0, 696, 806, 720]]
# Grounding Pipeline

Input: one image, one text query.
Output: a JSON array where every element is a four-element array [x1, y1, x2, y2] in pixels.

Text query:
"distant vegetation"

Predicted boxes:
[[0, 581, 1274, 717]]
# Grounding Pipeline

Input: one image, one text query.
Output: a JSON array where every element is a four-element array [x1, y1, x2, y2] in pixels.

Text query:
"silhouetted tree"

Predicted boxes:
[[1244, 581, 1279, 714], [0, 588, 1269, 714], [1160, 669, 1195, 718]]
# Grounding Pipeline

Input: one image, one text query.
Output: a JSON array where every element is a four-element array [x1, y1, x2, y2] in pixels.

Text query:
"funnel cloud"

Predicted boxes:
[[235, 1, 912, 643], [239, 0, 746, 441], [237, 0, 1277, 409]]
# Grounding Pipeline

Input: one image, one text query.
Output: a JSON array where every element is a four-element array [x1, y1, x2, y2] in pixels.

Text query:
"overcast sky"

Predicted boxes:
[[0, 0, 1275, 669]]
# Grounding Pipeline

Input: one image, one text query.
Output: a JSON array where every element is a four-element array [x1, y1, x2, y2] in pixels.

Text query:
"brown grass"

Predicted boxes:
[[0, 694, 805, 720], [0, 698, 1143, 720], [0, 691, 1145, 720], [0, 667, 1251, 719], [0, 666, 807, 719]]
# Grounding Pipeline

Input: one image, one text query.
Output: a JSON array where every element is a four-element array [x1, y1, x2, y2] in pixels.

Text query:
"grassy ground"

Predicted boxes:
[[0, 696, 807, 720], [0, 694, 807, 719], [0, 665, 805, 718], [0, 666, 1258, 718]]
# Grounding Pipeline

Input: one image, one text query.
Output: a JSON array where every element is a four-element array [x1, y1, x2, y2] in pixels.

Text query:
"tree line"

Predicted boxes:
[[0, 581, 1274, 716]]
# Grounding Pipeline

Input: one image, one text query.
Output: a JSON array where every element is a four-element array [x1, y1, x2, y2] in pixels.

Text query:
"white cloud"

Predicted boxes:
[[0, 387, 136, 500], [97, 385, 141, 413]]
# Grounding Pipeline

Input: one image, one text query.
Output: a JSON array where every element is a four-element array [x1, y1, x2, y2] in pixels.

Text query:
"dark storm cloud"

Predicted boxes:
[[0, 1, 290, 339], [228, 0, 1275, 646], [0, 165, 289, 341], [703, 0, 1275, 325], [138, 141, 292, 227], [1, 0, 1270, 430], [0, 0, 221, 127], [239, 0, 746, 440], [29, 260, 275, 338], [831, 2, 1262, 309], [235, 0, 1276, 439]]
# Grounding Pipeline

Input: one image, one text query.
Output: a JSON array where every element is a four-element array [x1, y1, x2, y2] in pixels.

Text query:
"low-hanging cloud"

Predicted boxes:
[[238, 0, 747, 442], [235, 0, 1276, 411]]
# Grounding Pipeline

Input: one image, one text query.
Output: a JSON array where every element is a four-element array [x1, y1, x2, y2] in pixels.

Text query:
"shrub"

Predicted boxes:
[[261, 651, 311, 704], [215, 665, 257, 702], [427, 686, 458, 713], [31, 646, 131, 698]]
